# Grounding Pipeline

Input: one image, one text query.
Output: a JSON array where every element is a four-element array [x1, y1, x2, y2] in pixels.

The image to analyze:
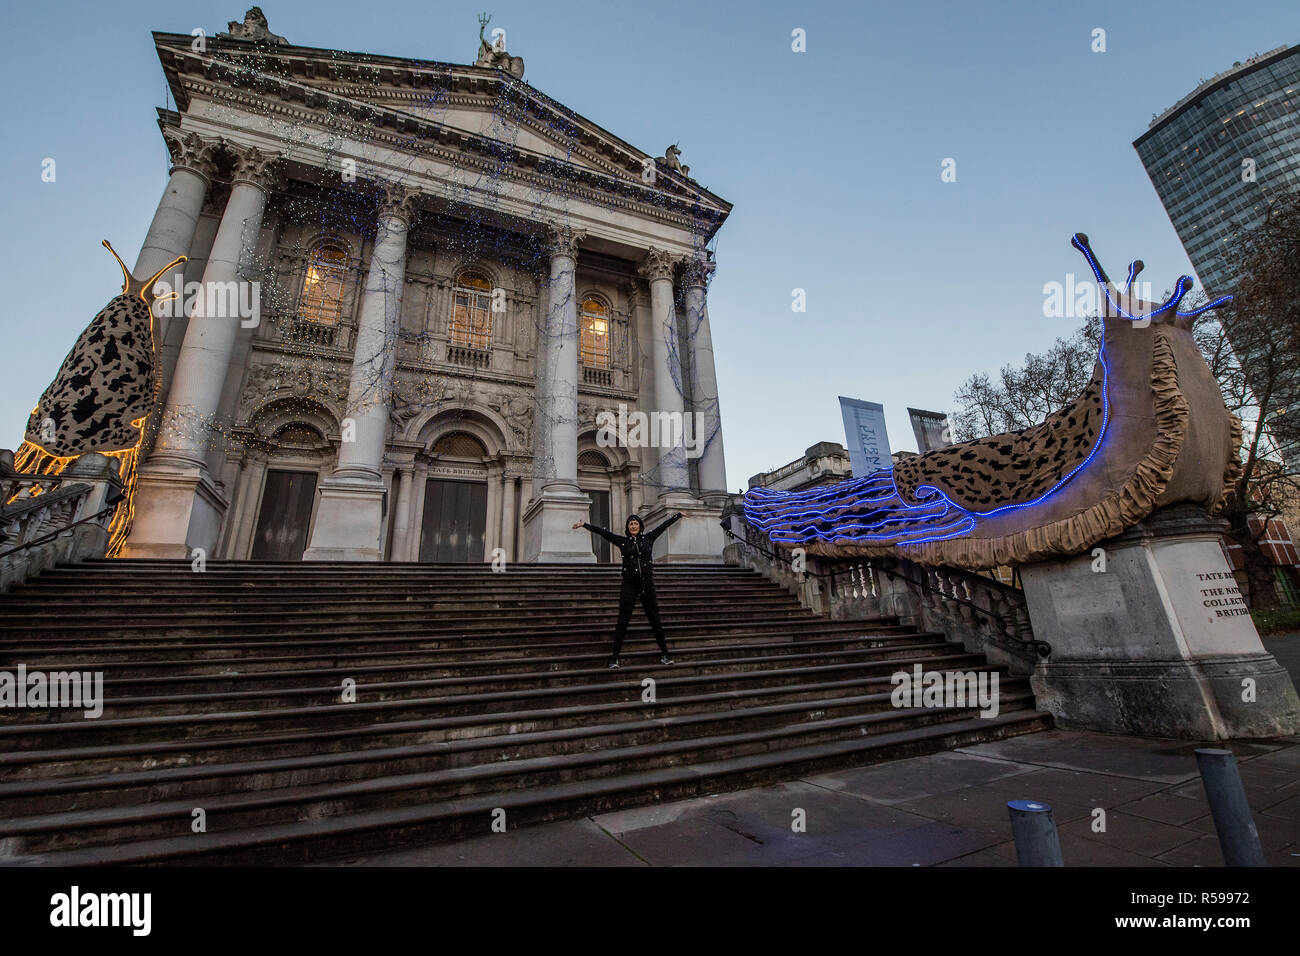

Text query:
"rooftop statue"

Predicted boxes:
[[219, 7, 288, 45], [661, 144, 690, 177], [744, 233, 1240, 569], [474, 13, 524, 80]]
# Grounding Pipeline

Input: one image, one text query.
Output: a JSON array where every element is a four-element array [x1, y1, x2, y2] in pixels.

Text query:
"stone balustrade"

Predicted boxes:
[[0, 451, 125, 593], [720, 499, 1047, 676]]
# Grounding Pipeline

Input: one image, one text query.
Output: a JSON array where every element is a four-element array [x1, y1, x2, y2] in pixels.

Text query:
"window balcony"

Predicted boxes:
[[447, 344, 492, 370], [261, 311, 347, 350], [582, 365, 613, 388], [285, 318, 338, 347]]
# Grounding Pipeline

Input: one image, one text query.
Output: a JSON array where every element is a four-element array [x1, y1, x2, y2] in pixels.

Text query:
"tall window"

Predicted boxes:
[[451, 272, 493, 349], [580, 297, 610, 367], [298, 243, 348, 325]]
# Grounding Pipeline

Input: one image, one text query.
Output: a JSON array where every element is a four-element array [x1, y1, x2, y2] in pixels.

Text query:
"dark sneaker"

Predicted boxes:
[[660, 654, 674, 665], [607, 658, 621, 669]]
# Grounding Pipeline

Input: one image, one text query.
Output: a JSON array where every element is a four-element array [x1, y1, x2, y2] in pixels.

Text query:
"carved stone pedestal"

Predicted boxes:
[[1021, 504, 1300, 740], [644, 493, 726, 564], [301, 475, 386, 562], [123, 462, 228, 559], [520, 482, 596, 563]]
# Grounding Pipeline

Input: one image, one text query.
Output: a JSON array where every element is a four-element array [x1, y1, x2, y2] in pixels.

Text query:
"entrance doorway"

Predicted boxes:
[[419, 478, 487, 562], [584, 488, 612, 562], [250, 470, 318, 560]]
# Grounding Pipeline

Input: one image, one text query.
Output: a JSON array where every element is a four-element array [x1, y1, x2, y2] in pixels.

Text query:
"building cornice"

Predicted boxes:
[[168, 88, 718, 241]]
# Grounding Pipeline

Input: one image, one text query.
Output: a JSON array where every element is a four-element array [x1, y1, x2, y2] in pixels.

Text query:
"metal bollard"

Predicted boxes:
[[1195, 748, 1266, 867], [1008, 799, 1064, 866]]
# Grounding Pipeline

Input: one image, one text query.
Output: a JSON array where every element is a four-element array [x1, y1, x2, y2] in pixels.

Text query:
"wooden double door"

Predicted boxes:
[[419, 478, 487, 563], [250, 469, 318, 561]]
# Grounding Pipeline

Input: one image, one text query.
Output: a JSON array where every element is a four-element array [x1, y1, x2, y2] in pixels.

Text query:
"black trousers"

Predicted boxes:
[[611, 575, 668, 658]]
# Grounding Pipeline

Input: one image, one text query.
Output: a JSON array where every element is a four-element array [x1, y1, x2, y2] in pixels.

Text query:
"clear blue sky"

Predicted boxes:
[[1, 0, 1295, 490]]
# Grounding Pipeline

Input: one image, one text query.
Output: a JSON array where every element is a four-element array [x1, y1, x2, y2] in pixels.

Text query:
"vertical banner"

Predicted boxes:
[[908, 407, 952, 454], [839, 397, 892, 477]]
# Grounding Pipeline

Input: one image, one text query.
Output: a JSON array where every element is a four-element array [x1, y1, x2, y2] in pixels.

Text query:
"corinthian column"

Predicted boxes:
[[137, 129, 220, 347], [634, 251, 727, 565], [521, 224, 595, 563], [682, 255, 727, 494], [639, 247, 690, 497], [125, 143, 280, 559], [304, 183, 419, 561]]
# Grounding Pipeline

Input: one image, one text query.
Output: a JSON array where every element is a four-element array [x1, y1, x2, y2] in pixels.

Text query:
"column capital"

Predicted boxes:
[[226, 142, 283, 193], [638, 247, 679, 283], [545, 223, 586, 261], [163, 128, 221, 184], [680, 255, 716, 291], [376, 182, 422, 226]]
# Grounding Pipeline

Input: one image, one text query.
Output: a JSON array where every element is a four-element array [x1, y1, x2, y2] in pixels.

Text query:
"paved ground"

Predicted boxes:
[[328, 635, 1300, 867]]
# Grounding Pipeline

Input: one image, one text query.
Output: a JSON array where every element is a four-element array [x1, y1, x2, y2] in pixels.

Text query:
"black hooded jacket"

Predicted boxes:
[[583, 512, 682, 583]]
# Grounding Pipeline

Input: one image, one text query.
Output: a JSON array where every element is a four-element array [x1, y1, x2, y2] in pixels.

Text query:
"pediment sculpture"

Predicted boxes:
[[474, 14, 525, 80], [219, 7, 288, 46]]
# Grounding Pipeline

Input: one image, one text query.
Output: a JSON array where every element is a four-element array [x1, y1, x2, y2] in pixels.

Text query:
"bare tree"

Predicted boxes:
[[950, 321, 1099, 442], [1207, 187, 1300, 608]]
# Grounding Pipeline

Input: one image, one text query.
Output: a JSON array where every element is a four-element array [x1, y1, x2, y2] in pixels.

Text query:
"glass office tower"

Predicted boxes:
[[1134, 44, 1300, 297]]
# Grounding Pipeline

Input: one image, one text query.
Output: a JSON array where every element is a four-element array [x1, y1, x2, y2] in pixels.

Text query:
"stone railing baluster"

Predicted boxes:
[[0, 452, 125, 593]]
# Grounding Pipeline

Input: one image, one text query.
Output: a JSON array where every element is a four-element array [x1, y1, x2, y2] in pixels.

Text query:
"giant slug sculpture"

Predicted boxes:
[[13, 242, 186, 554], [744, 233, 1240, 569]]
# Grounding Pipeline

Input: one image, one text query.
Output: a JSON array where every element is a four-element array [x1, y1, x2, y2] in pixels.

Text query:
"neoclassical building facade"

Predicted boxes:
[[122, 10, 733, 564]]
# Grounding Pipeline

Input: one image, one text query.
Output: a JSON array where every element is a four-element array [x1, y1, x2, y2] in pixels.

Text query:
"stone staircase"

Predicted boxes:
[[0, 559, 1051, 865]]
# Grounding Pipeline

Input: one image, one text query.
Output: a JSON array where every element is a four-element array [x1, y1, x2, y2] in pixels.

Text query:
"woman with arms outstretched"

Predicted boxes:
[[572, 511, 682, 668]]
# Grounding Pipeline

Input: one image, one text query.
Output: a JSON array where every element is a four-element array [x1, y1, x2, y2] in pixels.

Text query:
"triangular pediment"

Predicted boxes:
[[152, 32, 730, 218]]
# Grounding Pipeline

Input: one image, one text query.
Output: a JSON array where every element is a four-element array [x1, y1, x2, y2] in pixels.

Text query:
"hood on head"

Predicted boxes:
[[625, 513, 643, 535]]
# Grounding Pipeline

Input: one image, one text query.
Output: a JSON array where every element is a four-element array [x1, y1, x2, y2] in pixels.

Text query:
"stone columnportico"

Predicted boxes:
[[119, 9, 734, 565]]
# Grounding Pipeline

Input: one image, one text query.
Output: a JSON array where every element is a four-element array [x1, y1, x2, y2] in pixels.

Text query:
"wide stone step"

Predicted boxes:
[[0, 616, 901, 651], [5, 632, 930, 680], [0, 683, 1037, 815], [2, 649, 990, 721], [0, 625, 917, 669], [21, 640, 962, 703], [37, 562, 754, 582], [0, 698, 1034, 855], [0, 650, 991, 746], [0, 583, 794, 613], [0, 672, 1015, 781], [0, 710, 1050, 865], [9, 577, 782, 594], [0, 606, 808, 633], [0, 606, 821, 639]]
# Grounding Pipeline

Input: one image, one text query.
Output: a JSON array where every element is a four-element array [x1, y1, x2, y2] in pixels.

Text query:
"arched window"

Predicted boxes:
[[432, 431, 487, 458], [451, 272, 493, 349], [580, 297, 610, 368], [272, 423, 324, 447], [578, 449, 610, 468], [298, 243, 348, 325]]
